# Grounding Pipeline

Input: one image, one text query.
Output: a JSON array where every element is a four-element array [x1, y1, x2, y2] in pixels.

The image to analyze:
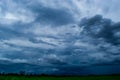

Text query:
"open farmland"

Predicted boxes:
[[0, 75, 120, 80]]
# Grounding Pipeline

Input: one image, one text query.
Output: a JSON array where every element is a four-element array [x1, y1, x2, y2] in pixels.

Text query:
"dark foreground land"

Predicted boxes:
[[0, 75, 120, 80]]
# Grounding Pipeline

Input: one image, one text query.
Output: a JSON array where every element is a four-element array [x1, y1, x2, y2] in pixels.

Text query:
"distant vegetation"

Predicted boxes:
[[0, 72, 120, 80], [0, 75, 120, 80]]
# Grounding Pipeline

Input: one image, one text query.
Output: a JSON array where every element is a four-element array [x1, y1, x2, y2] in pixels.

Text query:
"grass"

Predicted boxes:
[[0, 75, 120, 80]]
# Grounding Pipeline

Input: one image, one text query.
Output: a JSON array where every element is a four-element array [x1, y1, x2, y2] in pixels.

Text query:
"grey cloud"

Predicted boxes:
[[29, 5, 75, 26], [0, 15, 120, 74], [79, 15, 120, 45], [2, 0, 75, 26], [45, 58, 67, 66], [37, 8, 74, 26], [0, 0, 120, 75]]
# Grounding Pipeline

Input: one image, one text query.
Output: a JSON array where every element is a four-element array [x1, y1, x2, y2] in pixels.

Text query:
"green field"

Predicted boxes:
[[0, 75, 120, 80]]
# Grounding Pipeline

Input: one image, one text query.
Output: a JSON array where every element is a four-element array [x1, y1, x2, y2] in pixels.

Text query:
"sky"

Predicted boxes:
[[0, 0, 120, 75]]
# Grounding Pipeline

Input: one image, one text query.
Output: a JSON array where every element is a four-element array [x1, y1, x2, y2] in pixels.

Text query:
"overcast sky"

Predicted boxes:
[[0, 0, 120, 75]]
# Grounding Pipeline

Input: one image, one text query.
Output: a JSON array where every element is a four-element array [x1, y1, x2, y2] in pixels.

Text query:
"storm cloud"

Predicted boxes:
[[0, 0, 120, 75]]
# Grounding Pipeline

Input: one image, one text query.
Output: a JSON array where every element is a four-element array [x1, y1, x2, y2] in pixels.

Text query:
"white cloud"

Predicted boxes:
[[0, 12, 35, 25], [72, 0, 120, 22], [0, 57, 28, 63], [38, 0, 120, 22], [0, 0, 35, 25], [3, 38, 55, 49]]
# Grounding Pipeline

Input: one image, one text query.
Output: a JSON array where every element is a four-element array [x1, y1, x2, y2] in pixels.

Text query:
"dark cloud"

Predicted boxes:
[[0, 27, 24, 39], [11, 0, 75, 26], [80, 15, 120, 45], [45, 58, 67, 66], [31, 6, 75, 26], [0, 0, 120, 75], [0, 15, 120, 75], [53, 65, 120, 75]]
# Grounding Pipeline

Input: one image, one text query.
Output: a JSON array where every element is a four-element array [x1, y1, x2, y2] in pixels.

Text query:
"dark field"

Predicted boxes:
[[0, 75, 120, 80]]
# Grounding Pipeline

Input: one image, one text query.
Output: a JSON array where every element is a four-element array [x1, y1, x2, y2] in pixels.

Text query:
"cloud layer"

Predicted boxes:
[[0, 0, 120, 75]]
